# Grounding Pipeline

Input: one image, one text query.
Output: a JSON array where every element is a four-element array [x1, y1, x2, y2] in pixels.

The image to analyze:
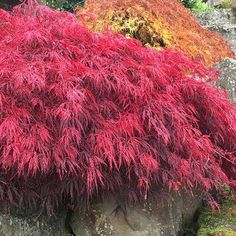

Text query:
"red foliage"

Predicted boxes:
[[0, 1, 235, 213]]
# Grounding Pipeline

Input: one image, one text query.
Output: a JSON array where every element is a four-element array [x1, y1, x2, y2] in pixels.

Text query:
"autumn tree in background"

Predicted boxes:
[[0, 1, 235, 214], [76, 0, 234, 66]]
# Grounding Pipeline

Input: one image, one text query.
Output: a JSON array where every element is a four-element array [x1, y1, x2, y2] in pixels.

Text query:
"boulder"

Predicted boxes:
[[196, 9, 236, 54], [0, 208, 65, 236], [196, 9, 236, 101], [70, 191, 202, 236], [205, 0, 221, 6], [215, 58, 236, 101]]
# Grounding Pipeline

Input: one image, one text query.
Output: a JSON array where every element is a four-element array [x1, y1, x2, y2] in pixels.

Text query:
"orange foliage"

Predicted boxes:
[[76, 0, 234, 66]]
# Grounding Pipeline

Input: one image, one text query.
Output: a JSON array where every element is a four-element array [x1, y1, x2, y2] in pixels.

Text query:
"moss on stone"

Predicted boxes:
[[198, 199, 236, 236]]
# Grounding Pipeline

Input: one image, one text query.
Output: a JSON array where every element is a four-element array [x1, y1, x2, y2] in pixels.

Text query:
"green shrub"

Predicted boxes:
[[181, 0, 213, 13], [62, 0, 84, 11], [41, 0, 84, 11]]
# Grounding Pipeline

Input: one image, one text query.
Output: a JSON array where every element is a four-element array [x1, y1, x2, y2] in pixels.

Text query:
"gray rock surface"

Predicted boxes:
[[196, 9, 236, 54], [205, 0, 220, 6], [0, 209, 65, 236], [71, 191, 202, 236], [196, 9, 236, 102], [215, 58, 236, 101]]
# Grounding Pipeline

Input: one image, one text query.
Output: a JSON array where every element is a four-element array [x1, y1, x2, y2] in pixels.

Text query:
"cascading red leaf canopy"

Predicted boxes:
[[0, 1, 235, 213]]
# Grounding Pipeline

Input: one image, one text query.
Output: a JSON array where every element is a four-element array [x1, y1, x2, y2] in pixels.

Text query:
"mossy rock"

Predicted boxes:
[[198, 199, 236, 236]]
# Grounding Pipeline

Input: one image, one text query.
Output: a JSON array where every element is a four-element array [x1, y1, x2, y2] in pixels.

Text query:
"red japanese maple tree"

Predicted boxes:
[[0, 1, 235, 213]]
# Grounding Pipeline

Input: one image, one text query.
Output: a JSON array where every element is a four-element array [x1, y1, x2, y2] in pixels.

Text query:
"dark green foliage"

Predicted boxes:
[[181, 0, 213, 13], [43, 0, 84, 11], [183, 229, 198, 236], [62, 0, 84, 11], [0, 0, 20, 11]]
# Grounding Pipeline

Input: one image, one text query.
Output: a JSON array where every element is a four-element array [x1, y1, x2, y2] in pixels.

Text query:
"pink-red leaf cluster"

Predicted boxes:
[[0, 1, 235, 213]]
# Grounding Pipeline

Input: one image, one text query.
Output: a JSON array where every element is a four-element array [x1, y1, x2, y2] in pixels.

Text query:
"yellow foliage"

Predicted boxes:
[[76, 0, 235, 66]]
